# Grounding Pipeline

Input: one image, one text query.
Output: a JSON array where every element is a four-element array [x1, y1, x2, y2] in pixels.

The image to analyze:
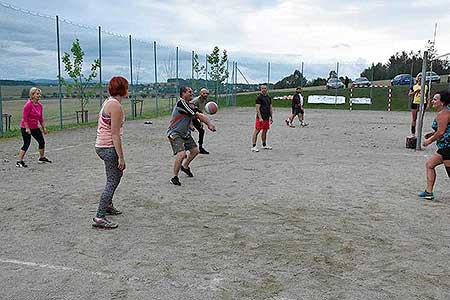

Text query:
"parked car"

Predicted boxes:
[[415, 71, 440, 83], [326, 78, 344, 89], [391, 74, 413, 86], [351, 77, 371, 88]]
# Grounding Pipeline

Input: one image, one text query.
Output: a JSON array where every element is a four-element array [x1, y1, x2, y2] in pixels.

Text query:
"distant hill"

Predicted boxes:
[[0, 79, 35, 86]]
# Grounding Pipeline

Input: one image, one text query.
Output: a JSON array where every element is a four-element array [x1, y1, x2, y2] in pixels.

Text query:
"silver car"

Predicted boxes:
[[326, 78, 344, 89], [416, 71, 440, 83], [352, 77, 371, 87]]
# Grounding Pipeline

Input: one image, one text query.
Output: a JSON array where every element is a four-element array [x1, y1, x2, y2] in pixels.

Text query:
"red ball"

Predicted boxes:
[[204, 101, 218, 115]]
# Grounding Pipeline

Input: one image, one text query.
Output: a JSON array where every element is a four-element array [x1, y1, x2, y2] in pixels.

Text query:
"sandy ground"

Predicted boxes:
[[0, 107, 449, 300]]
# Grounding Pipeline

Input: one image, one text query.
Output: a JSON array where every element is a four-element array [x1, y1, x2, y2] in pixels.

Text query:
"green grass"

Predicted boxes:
[[237, 83, 449, 111], [0, 94, 233, 139]]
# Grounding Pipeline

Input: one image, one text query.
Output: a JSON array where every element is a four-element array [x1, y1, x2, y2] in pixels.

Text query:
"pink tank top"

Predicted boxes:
[[95, 98, 124, 148]]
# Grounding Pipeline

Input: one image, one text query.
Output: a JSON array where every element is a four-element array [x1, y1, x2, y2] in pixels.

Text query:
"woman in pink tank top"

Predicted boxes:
[[92, 76, 129, 229]]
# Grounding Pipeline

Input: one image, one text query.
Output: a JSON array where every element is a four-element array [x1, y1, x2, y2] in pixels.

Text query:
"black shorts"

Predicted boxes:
[[292, 108, 304, 115], [410, 102, 428, 110], [437, 148, 450, 160]]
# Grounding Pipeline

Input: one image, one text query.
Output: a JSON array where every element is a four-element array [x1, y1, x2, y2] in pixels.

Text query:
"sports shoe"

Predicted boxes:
[[199, 147, 210, 155], [92, 217, 118, 229], [170, 176, 181, 186], [15, 161, 28, 168], [418, 190, 434, 200], [38, 157, 52, 163], [251, 146, 259, 152], [106, 206, 122, 215], [262, 145, 273, 150], [180, 165, 194, 177], [285, 119, 290, 127]]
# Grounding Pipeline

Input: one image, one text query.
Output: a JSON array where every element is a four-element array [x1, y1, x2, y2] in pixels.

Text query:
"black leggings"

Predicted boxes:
[[21, 128, 45, 151], [192, 118, 205, 146]]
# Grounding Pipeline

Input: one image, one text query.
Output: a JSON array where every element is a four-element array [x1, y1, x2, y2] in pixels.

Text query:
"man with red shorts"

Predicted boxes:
[[251, 84, 273, 152]]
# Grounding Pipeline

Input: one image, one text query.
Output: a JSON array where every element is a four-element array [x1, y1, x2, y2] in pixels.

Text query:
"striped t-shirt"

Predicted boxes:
[[167, 98, 196, 138]]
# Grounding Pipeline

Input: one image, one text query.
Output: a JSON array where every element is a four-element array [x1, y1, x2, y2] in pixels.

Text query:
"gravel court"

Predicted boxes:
[[0, 107, 449, 300]]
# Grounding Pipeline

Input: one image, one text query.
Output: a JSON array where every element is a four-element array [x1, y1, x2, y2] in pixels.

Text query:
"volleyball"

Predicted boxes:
[[204, 101, 218, 115]]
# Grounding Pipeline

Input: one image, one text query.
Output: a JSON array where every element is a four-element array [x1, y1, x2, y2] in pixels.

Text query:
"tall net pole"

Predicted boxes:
[[98, 26, 102, 107], [154, 41, 158, 116], [416, 51, 428, 150], [56, 15, 63, 129], [0, 84, 3, 136], [129, 35, 134, 119]]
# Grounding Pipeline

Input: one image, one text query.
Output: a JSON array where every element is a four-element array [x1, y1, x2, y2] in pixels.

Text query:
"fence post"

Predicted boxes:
[[267, 62, 270, 88], [191, 50, 194, 80], [176, 46, 179, 98], [56, 15, 63, 129], [129, 35, 134, 119], [416, 51, 428, 151], [234, 62, 238, 106], [0, 84, 3, 137], [154, 41, 159, 116], [301, 62, 304, 87], [205, 54, 208, 89], [226, 60, 229, 106], [388, 87, 392, 112], [98, 26, 102, 107]]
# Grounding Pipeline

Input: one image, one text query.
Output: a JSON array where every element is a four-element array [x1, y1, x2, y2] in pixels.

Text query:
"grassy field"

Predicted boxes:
[[237, 83, 450, 111], [0, 93, 234, 138]]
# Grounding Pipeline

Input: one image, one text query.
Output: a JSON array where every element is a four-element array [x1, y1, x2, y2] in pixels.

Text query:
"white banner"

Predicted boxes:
[[350, 97, 372, 104], [307, 95, 345, 104]]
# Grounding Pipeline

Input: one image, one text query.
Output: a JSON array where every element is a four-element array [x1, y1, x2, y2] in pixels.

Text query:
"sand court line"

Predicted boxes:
[[0, 258, 112, 279], [47, 142, 93, 153]]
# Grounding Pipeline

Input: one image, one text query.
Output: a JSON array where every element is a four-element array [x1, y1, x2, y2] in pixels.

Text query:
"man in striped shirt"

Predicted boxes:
[[167, 86, 216, 186]]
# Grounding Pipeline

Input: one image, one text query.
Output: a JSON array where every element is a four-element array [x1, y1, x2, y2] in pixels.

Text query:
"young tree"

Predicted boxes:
[[60, 39, 100, 123], [192, 52, 205, 91], [207, 46, 229, 101]]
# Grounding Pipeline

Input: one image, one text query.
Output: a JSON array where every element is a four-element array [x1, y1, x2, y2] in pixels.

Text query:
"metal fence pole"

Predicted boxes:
[[0, 84, 3, 136], [205, 54, 208, 89], [98, 26, 102, 107], [267, 62, 270, 88], [176, 46, 179, 97], [154, 41, 159, 116], [335, 62, 339, 106], [301, 62, 304, 87], [226, 60, 229, 106], [129, 35, 134, 119], [233, 62, 238, 106], [416, 51, 428, 151], [56, 15, 63, 129], [191, 50, 194, 80]]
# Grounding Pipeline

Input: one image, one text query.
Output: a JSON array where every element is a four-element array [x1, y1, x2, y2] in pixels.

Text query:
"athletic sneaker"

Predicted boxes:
[[262, 145, 273, 150], [38, 157, 52, 163], [180, 165, 194, 177], [170, 176, 181, 186], [285, 119, 290, 127], [106, 206, 122, 215], [92, 217, 118, 229], [251, 146, 259, 152], [15, 161, 28, 168], [199, 147, 210, 155], [301, 123, 309, 127], [418, 190, 434, 200]]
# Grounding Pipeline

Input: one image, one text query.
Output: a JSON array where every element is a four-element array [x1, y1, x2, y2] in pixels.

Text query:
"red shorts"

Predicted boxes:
[[255, 119, 270, 130]]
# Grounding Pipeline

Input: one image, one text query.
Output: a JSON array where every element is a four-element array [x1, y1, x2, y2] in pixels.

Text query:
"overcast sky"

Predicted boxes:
[[1, 0, 449, 82]]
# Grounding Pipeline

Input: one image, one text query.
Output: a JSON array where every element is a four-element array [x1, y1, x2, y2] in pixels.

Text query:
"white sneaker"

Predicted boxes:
[[251, 146, 259, 152], [262, 145, 273, 150]]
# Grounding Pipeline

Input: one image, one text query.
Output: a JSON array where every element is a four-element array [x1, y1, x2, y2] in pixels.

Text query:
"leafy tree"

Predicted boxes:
[[60, 39, 100, 122], [274, 70, 307, 89], [306, 77, 327, 87], [207, 46, 229, 101], [192, 52, 205, 92]]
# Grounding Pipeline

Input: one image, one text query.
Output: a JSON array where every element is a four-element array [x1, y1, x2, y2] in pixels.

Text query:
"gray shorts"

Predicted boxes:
[[168, 134, 197, 155]]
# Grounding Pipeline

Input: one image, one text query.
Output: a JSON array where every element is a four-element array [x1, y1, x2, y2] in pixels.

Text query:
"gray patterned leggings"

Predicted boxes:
[[95, 147, 123, 218]]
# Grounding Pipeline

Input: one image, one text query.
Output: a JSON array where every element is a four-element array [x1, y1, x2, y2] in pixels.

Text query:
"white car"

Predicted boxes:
[[416, 71, 440, 83]]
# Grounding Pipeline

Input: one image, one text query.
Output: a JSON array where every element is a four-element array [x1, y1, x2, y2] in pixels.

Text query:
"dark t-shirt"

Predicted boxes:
[[256, 94, 272, 120], [292, 93, 301, 109]]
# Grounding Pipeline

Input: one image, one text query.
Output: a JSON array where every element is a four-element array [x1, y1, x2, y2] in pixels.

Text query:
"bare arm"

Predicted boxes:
[[109, 103, 125, 170], [195, 112, 216, 132], [424, 112, 449, 146], [255, 104, 262, 120]]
